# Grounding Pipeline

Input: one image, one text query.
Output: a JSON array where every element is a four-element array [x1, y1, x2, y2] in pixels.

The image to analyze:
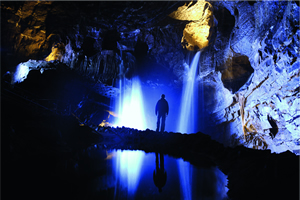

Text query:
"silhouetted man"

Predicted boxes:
[[155, 94, 169, 132], [153, 153, 167, 193]]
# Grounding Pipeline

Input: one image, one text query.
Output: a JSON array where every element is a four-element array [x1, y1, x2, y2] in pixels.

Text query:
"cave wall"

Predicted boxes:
[[1, 1, 186, 86], [199, 0, 299, 153], [1, 1, 299, 153]]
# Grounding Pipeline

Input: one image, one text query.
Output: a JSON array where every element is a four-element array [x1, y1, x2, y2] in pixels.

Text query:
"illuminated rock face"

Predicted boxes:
[[169, 1, 214, 51], [44, 43, 65, 62], [1, 2, 54, 61], [204, 1, 300, 153]]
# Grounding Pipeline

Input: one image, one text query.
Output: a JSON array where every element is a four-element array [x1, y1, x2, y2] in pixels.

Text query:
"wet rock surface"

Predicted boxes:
[[200, 1, 300, 153]]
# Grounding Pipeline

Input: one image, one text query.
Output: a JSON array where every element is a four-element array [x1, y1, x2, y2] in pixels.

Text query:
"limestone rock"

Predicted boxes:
[[169, 0, 215, 51], [209, 1, 300, 153]]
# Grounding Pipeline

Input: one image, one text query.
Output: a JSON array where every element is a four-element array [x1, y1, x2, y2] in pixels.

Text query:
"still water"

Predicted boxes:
[[7, 146, 229, 200], [84, 148, 228, 200]]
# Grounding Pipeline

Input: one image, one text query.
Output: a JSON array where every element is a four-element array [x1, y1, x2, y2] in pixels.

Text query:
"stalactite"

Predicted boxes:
[[238, 93, 246, 140]]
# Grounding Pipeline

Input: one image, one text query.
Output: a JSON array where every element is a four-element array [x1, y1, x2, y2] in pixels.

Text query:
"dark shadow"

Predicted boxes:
[[214, 7, 235, 38], [134, 39, 148, 61], [267, 115, 278, 139], [102, 29, 121, 52], [248, 1, 256, 6], [153, 153, 167, 193], [82, 37, 97, 57], [221, 55, 254, 94]]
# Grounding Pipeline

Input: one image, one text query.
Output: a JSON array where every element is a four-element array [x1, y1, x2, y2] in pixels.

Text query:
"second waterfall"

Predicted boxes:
[[177, 51, 201, 200], [177, 51, 201, 134]]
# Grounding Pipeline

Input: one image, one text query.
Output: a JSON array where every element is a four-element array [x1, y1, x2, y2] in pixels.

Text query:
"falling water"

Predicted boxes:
[[177, 51, 201, 134], [114, 76, 146, 130], [112, 57, 147, 198], [177, 51, 201, 200]]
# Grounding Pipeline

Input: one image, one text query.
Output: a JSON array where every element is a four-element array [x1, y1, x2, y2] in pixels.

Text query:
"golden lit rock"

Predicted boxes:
[[169, 0, 214, 51], [105, 151, 114, 160], [45, 43, 65, 62], [99, 120, 109, 127], [6, 1, 54, 58], [98, 110, 118, 127], [182, 23, 211, 51]]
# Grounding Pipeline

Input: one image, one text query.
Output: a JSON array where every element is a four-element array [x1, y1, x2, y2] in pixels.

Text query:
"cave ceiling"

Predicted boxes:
[[1, 1, 193, 86], [1, 1, 186, 59], [1, 1, 220, 86]]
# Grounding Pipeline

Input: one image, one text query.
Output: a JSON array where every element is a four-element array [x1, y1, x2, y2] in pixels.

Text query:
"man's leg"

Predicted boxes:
[[161, 114, 166, 132], [159, 153, 164, 170], [155, 152, 159, 170], [156, 115, 161, 132]]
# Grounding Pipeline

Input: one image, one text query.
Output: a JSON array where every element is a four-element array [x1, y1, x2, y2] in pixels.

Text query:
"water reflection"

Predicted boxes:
[[107, 150, 228, 200], [113, 150, 145, 199], [153, 153, 167, 193], [177, 159, 192, 200]]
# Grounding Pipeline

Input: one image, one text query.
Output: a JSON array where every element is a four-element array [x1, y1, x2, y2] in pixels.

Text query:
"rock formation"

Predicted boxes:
[[205, 1, 300, 154]]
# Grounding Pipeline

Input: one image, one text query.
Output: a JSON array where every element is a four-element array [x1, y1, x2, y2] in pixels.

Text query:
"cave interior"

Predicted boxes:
[[1, 1, 299, 200]]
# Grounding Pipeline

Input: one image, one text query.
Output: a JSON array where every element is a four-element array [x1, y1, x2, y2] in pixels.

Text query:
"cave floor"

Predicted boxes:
[[2, 113, 299, 200]]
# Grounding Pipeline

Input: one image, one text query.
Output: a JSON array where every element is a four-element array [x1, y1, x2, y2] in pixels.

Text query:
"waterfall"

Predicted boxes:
[[112, 76, 146, 198], [178, 51, 201, 134], [114, 42, 146, 130], [114, 76, 146, 130], [112, 51, 146, 198], [177, 51, 201, 200]]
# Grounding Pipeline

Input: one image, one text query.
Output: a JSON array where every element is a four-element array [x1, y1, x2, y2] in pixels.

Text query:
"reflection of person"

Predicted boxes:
[[155, 94, 169, 132], [153, 153, 167, 193]]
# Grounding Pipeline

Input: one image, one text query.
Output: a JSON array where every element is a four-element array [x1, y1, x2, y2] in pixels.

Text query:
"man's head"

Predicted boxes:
[[161, 94, 165, 99]]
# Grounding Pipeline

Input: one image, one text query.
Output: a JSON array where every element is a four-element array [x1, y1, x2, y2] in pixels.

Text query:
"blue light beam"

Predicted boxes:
[[114, 76, 146, 130], [112, 76, 146, 198]]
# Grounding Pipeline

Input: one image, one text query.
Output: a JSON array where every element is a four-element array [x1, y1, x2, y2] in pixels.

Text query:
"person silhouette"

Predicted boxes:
[[153, 153, 167, 193], [155, 94, 169, 132]]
